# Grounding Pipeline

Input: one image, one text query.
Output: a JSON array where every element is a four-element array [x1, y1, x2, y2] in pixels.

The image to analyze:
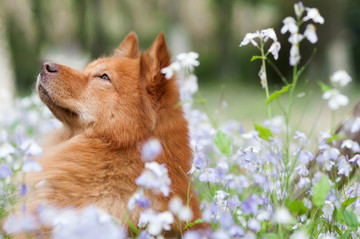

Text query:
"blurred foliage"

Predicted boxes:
[[1, 0, 360, 94]]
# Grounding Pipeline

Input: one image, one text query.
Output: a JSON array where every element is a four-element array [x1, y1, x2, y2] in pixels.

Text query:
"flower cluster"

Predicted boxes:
[[322, 70, 352, 110], [281, 2, 324, 65]]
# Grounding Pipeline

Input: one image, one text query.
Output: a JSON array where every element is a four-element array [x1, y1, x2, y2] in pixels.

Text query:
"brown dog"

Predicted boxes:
[[21, 32, 200, 235]]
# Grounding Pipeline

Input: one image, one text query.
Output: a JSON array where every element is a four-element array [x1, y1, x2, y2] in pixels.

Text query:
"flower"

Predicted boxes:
[[303, 24, 318, 44], [337, 156, 352, 177], [248, 219, 261, 232], [0, 142, 15, 158], [290, 44, 301, 66], [169, 197, 193, 221], [135, 162, 171, 196], [268, 41, 281, 60], [0, 164, 12, 178], [294, 2, 305, 17], [322, 89, 349, 110], [281, 17, 298, 34], [22, 159, 42, 172], [290, 230, 309, 239], [161, 62, 181, 79], [322, 200, 334, 221], [260, 28, 277, 42], [273, 207, 293, 225], [258, 65, 266, 88], [239, 32, 260, 47], [349, 154, 360, 167], [341, 139, 360, 153], [330, 70, 352, 88], [127, 189, 151, 212], [3, 213, 39, 234], [176, 52, 200, 71], [351, 117, 360, 133], [20, 139, 42, 156], [303, 8, 325, 24], [141, 138, 162, 162], [138, 209, 174, 236]]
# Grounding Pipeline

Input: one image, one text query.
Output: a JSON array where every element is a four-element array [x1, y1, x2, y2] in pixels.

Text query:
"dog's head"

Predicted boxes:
[[37, 33, 179, 146]]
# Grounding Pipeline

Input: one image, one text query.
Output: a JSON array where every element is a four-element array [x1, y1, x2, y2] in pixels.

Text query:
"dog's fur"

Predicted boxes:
[[19, 33, 200, 235]]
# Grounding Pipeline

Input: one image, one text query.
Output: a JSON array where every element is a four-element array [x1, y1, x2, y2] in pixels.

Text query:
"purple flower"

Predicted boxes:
[[227, 196, 241, 210], [141, 138, 162, 162], [20, 139, 42, 156], [136, 162, 171, 196], [241, 196, 259, 215], [296, 150, 314, 164], [22, 159, 42, 172], [20, 184, 28, 197], [3, 213, 39, 234], [198, 168, 217, 183], [0, 164, 12, 178], [0, 142, 15, 158]]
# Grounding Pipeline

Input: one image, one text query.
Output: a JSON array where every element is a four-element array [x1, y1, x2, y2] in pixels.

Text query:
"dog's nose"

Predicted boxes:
[[42, 62, 59, 74]]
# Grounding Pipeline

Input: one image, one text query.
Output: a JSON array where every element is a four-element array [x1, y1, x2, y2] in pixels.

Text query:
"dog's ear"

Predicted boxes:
[[141, 32, 172, 102], [114, 32, 139, 58]]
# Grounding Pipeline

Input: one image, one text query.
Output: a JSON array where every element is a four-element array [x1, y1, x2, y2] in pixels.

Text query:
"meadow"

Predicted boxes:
[[1, 2, 360, 238]]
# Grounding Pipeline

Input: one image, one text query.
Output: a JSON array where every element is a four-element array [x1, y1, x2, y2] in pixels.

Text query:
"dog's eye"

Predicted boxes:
[[99, 74, 110, 82]]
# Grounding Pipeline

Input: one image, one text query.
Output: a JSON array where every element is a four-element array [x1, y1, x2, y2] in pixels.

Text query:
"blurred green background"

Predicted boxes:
[[1, 0, 360, 129]]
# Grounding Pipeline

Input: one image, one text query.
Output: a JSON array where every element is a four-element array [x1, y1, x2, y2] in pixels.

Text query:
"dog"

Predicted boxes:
[[13, 32, 201, 236]]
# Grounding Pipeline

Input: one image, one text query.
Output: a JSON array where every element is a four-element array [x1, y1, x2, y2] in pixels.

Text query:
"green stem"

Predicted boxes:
[[260, 40, 272, 121]]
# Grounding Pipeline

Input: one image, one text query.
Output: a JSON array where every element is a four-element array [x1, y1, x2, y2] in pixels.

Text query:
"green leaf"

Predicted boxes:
[[343, 210, 358, 230], [214, 131, 232, 156], [263, 233, 279, 239], [339, 230, 352, 239], [335, 209, 346, 224], [326, 134, 345, 144], [266, 84, 293, 104], [251, 55, 267, 62], [285, 200, 308, 215], [183, 219, 205, 230], [317, 81, 332, 93], [312, 175, 331, 208], [342, 197, 358, 209], [254, 124, 273, 141]]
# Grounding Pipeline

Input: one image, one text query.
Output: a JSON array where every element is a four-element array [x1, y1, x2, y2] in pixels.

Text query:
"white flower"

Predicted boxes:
[[161, 62, 181, 79], [338, 156, 352, 177], [349, 154, 360, 167], [138, 209, 174, 236], [239, 32, 260, 47], [20, 139, 42, 156], [135, 162, 171, 196], [141, 138, 162, 162], [0, 142, 15, 158], [258, 65, 266, 88], [341, 139, 360, 153], [290, 44, 301, 66], [281, 17, 298, 34], [351, 117, 360, 133], [22, 159, 42, 172], [268, 41, 281, 60], [322, 89, 349, 110], [303, 8, 325, 24], [290, 230, 309, 239], [273, 207, 293, 225], [248, 219, 261, 232], [260, 28, 277, 42], [304, 24, 318, 44], [330, 70, 352, 88], [288, 33, 304, 45], [176, 52, 200, 71], [169, 197, 193, 221], [322, 200, 334, 221], [294, 2, 305, 17]]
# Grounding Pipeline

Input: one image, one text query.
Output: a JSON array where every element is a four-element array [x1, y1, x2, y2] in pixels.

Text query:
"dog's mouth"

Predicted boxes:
[[38, 84, 78, 118]]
